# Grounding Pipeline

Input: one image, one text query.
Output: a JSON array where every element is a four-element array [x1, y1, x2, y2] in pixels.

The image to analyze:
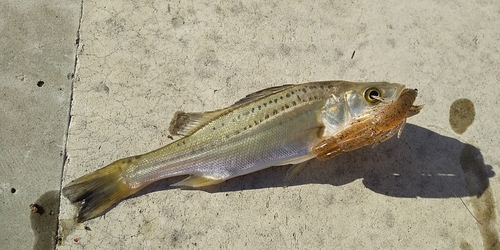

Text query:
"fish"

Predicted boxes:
[[62, 81, 422, 222], [313, 88, 423, 160]]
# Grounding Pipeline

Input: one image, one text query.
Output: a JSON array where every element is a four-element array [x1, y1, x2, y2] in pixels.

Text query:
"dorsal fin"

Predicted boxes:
[[231, 84, 295, 106], [168, 109, 229, 136], [168, 84, 296, 136]]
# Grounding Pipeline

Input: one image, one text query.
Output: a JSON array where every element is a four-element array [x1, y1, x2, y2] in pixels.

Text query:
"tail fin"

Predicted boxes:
[[62, 157, 144, 222]]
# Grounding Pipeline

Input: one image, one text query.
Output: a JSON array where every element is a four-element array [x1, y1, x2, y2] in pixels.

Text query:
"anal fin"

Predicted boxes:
[[171, 175, 225, 188]]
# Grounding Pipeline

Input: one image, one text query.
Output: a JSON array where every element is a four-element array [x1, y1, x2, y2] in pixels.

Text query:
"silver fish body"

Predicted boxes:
[[63, 81, 413, 222], [123, 81, 405, 188]]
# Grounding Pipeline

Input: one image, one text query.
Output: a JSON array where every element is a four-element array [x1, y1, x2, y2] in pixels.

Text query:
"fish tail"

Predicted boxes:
[[62, 156, 144, 222]]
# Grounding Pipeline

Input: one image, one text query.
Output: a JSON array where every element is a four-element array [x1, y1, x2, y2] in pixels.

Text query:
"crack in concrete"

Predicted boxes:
[[63, 0, 84, 171], [56, 0, 84, 249]]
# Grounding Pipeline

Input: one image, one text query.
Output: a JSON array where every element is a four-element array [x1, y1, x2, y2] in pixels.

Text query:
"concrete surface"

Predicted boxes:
[[0, 1, 80, 249], [1, 0, 499, 249]]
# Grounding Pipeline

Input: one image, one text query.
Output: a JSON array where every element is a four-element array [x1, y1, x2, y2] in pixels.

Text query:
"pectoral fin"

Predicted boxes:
[[171, 175, 225, 188], [277, 154, 315, 166]]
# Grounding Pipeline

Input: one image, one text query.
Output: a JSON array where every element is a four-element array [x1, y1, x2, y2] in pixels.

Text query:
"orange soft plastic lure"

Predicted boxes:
[[313, 88, 423, 161]]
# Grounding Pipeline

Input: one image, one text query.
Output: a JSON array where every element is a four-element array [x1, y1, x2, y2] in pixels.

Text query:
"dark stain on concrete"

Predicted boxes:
[[30, 190, 60, 250], [460, 144, 499, 249], [449, 98, 475, 134]]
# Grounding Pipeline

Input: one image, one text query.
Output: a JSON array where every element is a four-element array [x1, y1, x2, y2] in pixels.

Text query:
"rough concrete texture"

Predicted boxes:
[[56, 1, 500, 249], [1, 0, 499, 249], [0, 1, 80, 249]]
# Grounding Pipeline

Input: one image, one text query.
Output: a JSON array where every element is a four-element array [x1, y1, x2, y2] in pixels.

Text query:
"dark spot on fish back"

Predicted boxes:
[[449, 98, 475, 134]]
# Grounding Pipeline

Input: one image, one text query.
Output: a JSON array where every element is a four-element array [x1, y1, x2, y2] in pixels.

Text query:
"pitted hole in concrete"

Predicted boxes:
[[459, 239, 474, 250], [171, 16, 185, 27], [10, 188, 16, 193], [37, 81, 44, 87], [449, 98, 475, 134], [30, 190, 60, 250], [96, 82, 109, 94], [460, 144, 499, 249]]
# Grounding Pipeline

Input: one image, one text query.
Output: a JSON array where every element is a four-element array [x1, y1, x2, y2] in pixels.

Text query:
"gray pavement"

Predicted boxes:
[[1, 1, 499, 249], [1, 1, 80, 249]]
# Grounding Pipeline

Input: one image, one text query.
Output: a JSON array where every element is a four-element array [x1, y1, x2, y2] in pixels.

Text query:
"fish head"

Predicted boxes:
[[321, 81, 406, 135]]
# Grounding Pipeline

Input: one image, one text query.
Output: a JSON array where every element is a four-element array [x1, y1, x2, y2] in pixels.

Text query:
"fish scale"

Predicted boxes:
[[62, 80, 420, 222], [125, 83, 332, 186]]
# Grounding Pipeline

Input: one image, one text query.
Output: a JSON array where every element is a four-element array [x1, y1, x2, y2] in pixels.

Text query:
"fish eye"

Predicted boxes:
[[365, 88, 381, 102]]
